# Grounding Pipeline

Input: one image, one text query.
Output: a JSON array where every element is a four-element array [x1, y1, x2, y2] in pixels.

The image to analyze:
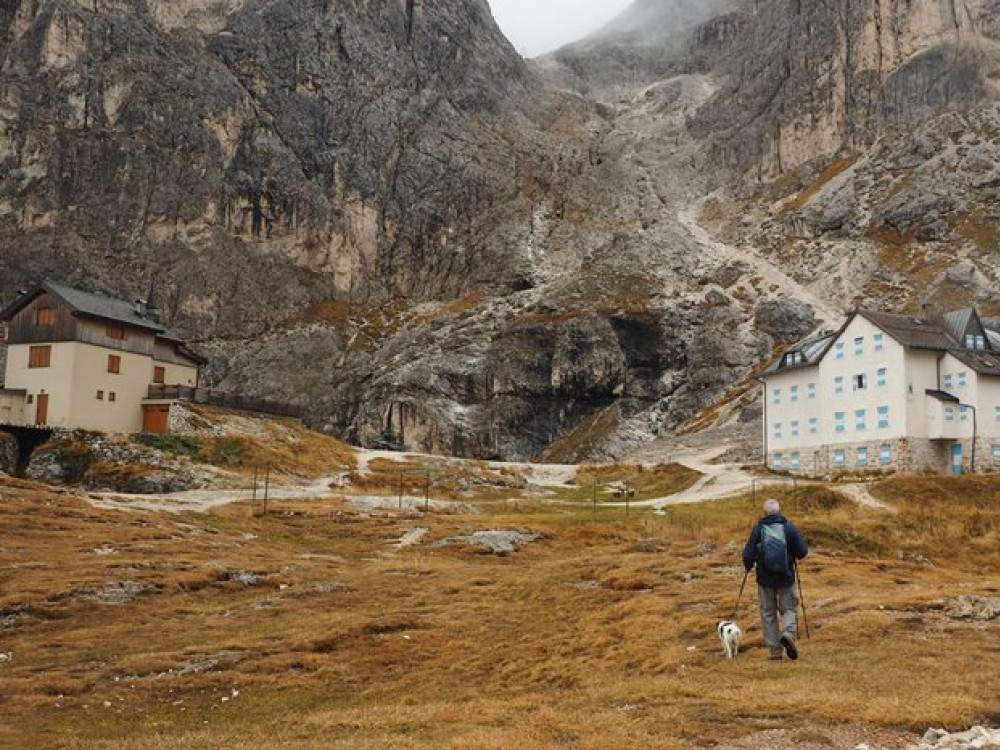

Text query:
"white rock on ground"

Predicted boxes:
[[914, 726, 1000, 749]]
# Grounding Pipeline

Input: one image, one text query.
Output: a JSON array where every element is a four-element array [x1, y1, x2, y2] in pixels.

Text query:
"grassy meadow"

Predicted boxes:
[[0, 475, 998, 749]]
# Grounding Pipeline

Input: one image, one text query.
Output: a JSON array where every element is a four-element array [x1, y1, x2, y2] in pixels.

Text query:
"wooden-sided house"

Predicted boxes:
[[0, 281, 205, 434]]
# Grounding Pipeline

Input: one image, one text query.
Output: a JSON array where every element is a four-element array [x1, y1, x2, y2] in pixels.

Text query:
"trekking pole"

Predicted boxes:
[[730, 568, 750, 620], [795, 561, 810, 639]]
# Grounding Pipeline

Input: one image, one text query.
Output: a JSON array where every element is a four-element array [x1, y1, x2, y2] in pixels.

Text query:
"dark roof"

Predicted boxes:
[[761, 333, 834, 376], [925, 389, 960, 403], [857, 310, 957, 350], [949, 348, 1000, 377], [1, 280, 165, 332], [764, 306, 1000, 379], [940, 308, 976, 343]]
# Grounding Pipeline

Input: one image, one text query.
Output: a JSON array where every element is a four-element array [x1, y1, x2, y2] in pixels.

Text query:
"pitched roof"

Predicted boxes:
[[949, 348, 1000, 377], [939, 308, 977, 343], [761, 333, 834, 376], [856, 310, 957, 350], [1, 280, 165, 332], [763, 306, 1000, 379]]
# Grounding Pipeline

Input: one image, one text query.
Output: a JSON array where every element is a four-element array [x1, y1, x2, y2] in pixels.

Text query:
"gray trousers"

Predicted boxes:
[[758, 585, 799, 653]]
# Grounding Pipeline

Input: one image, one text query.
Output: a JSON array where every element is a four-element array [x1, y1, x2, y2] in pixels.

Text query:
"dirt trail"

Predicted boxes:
[[832, 482, 896, 512]]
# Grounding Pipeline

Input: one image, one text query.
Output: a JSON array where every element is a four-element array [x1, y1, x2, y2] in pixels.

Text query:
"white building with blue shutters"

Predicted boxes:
[[760, 307, 1000, 476]]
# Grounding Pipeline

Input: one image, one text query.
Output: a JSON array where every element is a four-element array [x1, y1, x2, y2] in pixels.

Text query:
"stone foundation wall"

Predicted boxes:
[[767, 436, 1000, 477]]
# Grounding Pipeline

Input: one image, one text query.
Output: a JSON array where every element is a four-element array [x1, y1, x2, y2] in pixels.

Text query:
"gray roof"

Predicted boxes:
[[925, 389, 960, 403], [856, 310, 956, 350], [763, 307, 1000, 379], [939, 308, 977, 343], [949, 348, 1000, 377], [1, 280, 165, 332], [761, 333, 834, 376]]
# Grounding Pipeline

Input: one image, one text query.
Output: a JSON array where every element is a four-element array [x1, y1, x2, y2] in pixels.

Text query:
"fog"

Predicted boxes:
[[487, 0, 634, 57]]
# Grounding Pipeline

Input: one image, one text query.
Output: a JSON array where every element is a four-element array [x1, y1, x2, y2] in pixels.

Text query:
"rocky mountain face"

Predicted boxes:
[[3, 0, 1000, 460]]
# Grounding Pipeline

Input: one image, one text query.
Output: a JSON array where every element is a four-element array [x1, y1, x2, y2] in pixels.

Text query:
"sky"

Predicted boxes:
[[487, 0, 634, 58]]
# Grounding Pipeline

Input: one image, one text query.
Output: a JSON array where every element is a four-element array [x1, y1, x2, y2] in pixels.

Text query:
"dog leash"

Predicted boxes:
[[730, 569, 750, 620]]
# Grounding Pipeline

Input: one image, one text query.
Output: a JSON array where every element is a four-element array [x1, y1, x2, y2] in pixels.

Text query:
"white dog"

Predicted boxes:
[[717, 620, 742, 660]]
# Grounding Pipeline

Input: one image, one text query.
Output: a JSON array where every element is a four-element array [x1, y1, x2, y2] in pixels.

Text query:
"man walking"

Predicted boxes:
[[742, 498, 808, 661]]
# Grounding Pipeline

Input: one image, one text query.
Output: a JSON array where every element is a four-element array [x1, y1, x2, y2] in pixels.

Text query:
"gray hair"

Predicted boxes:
[[763, 498, 781, 515]]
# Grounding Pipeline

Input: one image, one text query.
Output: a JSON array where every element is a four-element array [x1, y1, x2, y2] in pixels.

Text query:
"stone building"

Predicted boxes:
[[760, 307, 1000, 476], [0, 281, 204, 434]]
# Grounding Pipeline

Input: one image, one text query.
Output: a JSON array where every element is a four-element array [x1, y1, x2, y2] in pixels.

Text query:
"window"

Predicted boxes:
[[833, 449, 846, 468], [109, 392, 116, 403], [774, 423, 783, 439], [107, 323, 126, 340], [943, 374, 953, 389], [808, 417, 818, 434], [834, 412, 846, 433], [835, 342, 845, 359], [791, 420, 800, 438], [880, 444, 892, 465], [857, 446, 868, 466], [834, 376, 844, 394], [27, 394, 33, 404], [807, 383, 817, 399], [877, 405, 889, 429], [855, 409, 866, 431], [994, 445, 1000, 465], [790, 385, 799, 403], [874, 334, 884, 352], [854, 373, 868, 390], [976, 335, 986, 351], [36, 308, 53, 326], [876, 367, 887, 387], [108, 354, 121, 374], [854, 337, 864, 356], [96, 390, 104, 400], [791, 453, 800, 471], [945, 407, 955, 422], [153, 366, 166, 384], [28, 345, 51, 368], [958, 372, 968, 388], [965, 334, 975, 349], [995, 406, 1000, 422], [960, 406, 969, 422], [773, 453, 783, 470], [773, 388, 781, 405]]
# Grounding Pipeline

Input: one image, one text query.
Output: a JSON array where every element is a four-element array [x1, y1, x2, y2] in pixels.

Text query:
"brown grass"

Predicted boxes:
[[0, 477, 997, 749], [346, 457, 526, 501], [541, 405, 621, 464], [779, 157, 856, 215], [170, 404, 357, 477]]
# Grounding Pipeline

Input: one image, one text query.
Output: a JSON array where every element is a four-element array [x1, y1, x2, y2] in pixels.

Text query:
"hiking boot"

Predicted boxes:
[[780, 635, 799, 661]]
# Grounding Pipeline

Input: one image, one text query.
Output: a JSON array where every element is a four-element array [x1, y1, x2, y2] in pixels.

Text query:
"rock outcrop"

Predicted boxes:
[[4, 0, 1000, 459]]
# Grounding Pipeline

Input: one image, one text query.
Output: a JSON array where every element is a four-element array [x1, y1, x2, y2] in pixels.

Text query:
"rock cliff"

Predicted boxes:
[[3, 0, 1000, 459]]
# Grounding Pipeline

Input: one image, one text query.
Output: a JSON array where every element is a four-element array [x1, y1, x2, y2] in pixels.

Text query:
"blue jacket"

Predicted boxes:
[[742, 514, 808, 589]]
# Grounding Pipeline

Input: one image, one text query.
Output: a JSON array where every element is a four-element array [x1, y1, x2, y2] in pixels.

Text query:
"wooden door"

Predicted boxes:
[[142, 405, 169, 434], [35, 394, 49, 426]]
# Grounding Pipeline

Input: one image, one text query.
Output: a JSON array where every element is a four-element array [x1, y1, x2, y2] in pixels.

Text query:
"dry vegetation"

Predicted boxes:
[[346, 457, 527, 501], [139, 404, 357, 478], [0, 478, 997, 749]]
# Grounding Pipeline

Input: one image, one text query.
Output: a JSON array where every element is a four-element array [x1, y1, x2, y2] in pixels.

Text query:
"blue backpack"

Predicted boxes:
[[757, 522, 790, 574]]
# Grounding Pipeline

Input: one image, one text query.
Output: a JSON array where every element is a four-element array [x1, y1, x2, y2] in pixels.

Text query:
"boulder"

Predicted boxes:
[[753, 300, 818, 343]]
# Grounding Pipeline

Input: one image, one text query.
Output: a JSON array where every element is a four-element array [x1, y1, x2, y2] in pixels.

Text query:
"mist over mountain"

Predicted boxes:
[[2, 0, 1000, 460]]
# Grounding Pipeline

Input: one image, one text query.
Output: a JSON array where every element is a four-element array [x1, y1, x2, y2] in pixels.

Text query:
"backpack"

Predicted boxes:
[[757, 521, 790, 575]]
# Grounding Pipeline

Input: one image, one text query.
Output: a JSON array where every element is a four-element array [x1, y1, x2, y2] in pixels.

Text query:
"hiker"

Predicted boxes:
[[742, 498, 808, 661]]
